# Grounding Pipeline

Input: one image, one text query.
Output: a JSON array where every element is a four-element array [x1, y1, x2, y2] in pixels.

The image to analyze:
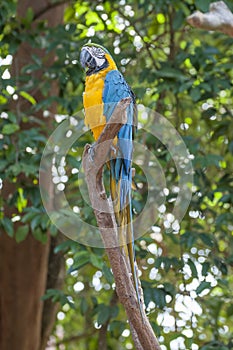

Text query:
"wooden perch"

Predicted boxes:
[[187, 1, 233, 37], [82, 98, 161, 350]]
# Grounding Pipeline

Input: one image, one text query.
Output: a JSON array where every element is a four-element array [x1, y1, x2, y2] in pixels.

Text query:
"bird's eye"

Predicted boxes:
[[95, 48, 105, 58]]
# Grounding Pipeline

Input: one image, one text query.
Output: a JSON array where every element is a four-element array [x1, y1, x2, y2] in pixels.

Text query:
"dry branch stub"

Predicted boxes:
[[187, 1, 233, 37]]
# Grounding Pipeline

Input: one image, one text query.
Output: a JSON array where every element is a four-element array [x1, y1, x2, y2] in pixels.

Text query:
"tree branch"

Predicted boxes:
[[187, 1, 233, 37], [33, 0, 70, 21], [82, 98, 161, 350], [55, 329, 97, 346]]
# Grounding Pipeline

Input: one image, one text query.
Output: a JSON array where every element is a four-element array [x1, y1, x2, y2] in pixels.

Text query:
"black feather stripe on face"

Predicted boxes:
[[91, 46, 105, 58]]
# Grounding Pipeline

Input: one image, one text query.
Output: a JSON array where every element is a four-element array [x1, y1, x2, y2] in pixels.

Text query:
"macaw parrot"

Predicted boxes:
[[80, 43, 143, 316]]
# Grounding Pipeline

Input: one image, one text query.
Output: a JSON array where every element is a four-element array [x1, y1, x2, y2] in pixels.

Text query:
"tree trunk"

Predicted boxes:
[[0, 1, 65, 349], [0, 233, 50, 350]]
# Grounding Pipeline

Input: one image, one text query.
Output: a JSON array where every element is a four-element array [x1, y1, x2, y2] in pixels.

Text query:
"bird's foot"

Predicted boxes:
[[110, 144, 117, 156], [88, 143, 96, 162]]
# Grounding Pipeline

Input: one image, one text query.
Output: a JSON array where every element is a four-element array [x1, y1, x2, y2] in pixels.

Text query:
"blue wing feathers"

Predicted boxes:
[[103, 70, 135, 210]]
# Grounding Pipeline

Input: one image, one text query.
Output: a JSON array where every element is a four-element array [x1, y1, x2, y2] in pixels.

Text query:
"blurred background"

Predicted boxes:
[[0, 1, 233, 349]]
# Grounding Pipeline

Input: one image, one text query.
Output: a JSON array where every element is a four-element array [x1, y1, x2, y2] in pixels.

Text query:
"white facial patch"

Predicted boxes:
[[95, 57, 106, 67]]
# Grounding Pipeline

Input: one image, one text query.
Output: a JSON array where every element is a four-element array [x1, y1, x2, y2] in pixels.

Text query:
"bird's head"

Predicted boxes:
[[80, 43, 116, 75]]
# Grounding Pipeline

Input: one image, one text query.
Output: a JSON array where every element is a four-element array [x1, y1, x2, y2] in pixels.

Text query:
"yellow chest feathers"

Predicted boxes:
[[83, 54, 117, 140]]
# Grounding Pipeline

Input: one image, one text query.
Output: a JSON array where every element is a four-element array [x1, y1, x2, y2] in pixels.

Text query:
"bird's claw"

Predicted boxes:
[[110, 145, 116, 155], [88, 143, 96, 162]]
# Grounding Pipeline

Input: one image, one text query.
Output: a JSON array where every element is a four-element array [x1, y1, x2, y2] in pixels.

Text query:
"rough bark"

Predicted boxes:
[[187, 1, 233, 37], [82, 98, 161, 350], [0, 1, 66, 350]]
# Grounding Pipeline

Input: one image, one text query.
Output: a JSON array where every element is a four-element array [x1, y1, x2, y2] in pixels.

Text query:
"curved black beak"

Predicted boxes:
[[80, 47, 96, 70]]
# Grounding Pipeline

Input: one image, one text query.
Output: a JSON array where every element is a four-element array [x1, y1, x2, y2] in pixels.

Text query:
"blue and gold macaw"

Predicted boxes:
[[80, 43, 143, 316]]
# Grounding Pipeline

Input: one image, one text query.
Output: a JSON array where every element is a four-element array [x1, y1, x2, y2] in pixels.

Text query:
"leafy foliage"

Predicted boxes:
[[1, 0, 233, 349]]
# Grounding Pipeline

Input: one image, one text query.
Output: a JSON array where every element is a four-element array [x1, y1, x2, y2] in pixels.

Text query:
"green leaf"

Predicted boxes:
[[216, 213, 233, 227], [64, 6, 75, 22], [90, 254, 103, 269], [110, 305, 119, 318], [143, 286, 154, 308], [109, 320, 126, 338], [21, 208, 41, 223], [68, 251, 90, 273], [199, 233, 214, 247], [102, 263, 114, 284], [97, 304, 110, 325], [214, 258, 228, 275], [2, 217, 14, 237], [187, 258, 198, 278], [153, 288, 166, 308], [195, 0, 212, 13], [196, 281, 211, 295], [42, 289, 75, 309], [21, 7, 34, 26], [30, 214, 42, 231], [2, 123, 19, 135], [23, 163, 38, 176], [151, 321, 161, 336], [226, 303, 233, 317], [0, 95, 8, 104], [19, 91, 37, 105], [25, 7, 34, 23], [200, 342, 228, 350], [32, 228, 48, 244], [155, 67, 187, 81], [190, 87, 201, 102], [229, 141, 233, 154], [205, 154, 223, 167], [50, 224, 58, 236], [0, 160, 8, 172], [219, 194, 231, 204], [80, 297, 89, 315], [17, 188, 27, 213], [15, 225, 29, 243], [7, 112, 17, 123], [181, 231, 197, 248], [202, 262, 210, 276], [163, 282, 176, 296], [7, 163, 37, 176], [31, 54, 42, 67], [40, 214, 50, 230], [54, 239, 77, 254], [172, 10, 184, 30]]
